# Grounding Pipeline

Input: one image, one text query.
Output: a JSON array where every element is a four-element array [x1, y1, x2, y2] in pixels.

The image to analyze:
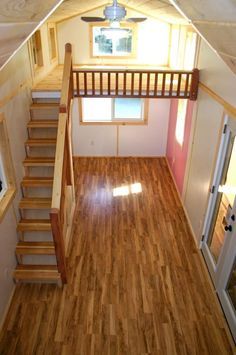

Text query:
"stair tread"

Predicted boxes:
[[17, 219, 51, 231], [25, 138, 56, 146], [30, 103, 59, 109], [23, 157, 55, 166], [14, 265, 60, 281], [27, 120, 58, 128], [16, 241, 55, 255], [21, 177, 53, 187], [19, 197, 51, 209]]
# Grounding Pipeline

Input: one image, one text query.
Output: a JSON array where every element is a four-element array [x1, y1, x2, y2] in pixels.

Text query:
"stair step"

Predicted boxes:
[[14, 265, 60, 281], [21, 177, 53, 187], [23, 157, 55, 167], [30, 103, 59, 110], [19, 197, 51, 209], [25, 138, 56, 147], [16, 242, 55, 255], [27, 120, 58, 128], [17, 219, 51, 232]]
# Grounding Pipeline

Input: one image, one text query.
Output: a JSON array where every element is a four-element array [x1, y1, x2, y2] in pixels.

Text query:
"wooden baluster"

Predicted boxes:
[[116, 73, 119, 96], [100, 72, 103, 95], [84, 72, 87, 96], [131, 72, 134, 96], [189, 68, 199, 100], [123, 72, 127, 96], [139, 73, 142, 96], [169, 73, 174, 97], [146, 72, 150, 97], [76, 72, 79, 97], [108, 72, 111, 95], [154, 73, 158, 97], [92, 72, 95, 95], [177, 73, 182, 98], [162, 73, 166, 97], [184, 73, 190, 97]]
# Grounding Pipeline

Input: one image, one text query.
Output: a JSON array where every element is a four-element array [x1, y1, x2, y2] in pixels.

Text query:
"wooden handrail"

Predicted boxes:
[[72, 67, 199, 100], [50, 43, 75, 284]]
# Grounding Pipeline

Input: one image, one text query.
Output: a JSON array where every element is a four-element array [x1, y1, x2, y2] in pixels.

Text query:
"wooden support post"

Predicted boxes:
[[189, 68, 199, 100], [50, 209, 67, 284]]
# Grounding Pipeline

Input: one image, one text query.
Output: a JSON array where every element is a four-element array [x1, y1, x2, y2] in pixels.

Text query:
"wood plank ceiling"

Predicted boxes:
[[0, 0, 63, 71], [170, 0, 236, 74], [49, 0, 186, 24]]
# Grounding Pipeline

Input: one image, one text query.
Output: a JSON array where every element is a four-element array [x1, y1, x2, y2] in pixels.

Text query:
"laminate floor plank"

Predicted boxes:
[[0, 157, 234, 354]]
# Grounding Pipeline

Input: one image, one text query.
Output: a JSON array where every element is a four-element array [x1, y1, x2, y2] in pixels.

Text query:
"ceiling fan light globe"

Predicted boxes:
[[103, 4, 126, 21]]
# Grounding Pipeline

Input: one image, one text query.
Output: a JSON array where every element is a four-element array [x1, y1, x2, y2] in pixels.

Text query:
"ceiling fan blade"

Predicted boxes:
[[81, 16, 106, 22], [126, 17, 147, 23]]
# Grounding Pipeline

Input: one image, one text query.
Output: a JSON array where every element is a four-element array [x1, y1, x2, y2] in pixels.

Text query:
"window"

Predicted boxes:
[[90, 23, 136, 57], [48, 25, 57, 61], [0, 113, 16, 222], [80, 98, 148, 124], [31, 30, 43, 68]]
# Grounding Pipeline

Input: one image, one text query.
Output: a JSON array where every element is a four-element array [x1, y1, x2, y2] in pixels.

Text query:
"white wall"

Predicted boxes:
[[198, 40, 236, 107], [72, 99, 170, 157], [57, 7, 170, 66], [183, 88, 223, 242], [182, 37, 236, 244]]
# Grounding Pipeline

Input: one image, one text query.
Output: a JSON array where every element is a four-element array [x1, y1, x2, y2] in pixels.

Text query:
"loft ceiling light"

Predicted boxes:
[[81, 0, 147, 24]]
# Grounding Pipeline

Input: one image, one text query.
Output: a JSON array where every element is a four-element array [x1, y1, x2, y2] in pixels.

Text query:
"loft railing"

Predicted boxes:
[[72, 68, 199, 100], [50, 43, 75, 284]]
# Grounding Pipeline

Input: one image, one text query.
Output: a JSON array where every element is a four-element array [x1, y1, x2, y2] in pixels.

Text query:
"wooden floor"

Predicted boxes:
[[0, 158, 234, 354]]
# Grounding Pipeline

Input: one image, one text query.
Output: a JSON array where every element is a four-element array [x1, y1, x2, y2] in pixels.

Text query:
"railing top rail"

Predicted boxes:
[[72, 68, 196, 75]]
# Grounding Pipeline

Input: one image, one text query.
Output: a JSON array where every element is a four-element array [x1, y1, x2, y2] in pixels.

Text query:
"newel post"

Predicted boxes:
[[189, 68, 199, 101]]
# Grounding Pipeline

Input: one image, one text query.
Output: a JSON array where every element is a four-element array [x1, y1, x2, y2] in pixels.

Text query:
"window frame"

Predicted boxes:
[[79, 98, 149, 126], [89, 22, 137, 59], [48, 23, 58, 63], [0, 113, 16, 222]]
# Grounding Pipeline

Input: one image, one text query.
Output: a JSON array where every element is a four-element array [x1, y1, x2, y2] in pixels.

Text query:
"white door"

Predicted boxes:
[[201, 114, 236, 341]]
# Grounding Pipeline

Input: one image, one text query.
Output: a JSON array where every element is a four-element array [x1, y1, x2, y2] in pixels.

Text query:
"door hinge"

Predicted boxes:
[[201, 235, 205, 242], [223, 124, 227, 134], [210, 185, 215, 194]]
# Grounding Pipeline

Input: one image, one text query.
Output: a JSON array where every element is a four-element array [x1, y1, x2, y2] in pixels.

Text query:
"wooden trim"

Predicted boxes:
[[47, 23, 58, 63], [199, 82, 236, 118], [0, 113, 17, 222]]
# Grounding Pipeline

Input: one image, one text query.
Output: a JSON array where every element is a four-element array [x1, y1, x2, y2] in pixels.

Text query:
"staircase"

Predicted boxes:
[[14, 100, 61, 284]]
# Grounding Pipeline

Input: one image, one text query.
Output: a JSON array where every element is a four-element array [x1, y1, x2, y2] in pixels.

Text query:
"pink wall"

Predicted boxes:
[[166, 99, 194, 195]]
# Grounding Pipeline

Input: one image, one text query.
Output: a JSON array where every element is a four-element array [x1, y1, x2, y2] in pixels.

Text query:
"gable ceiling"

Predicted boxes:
[[49, 0, 186, 24], [169, 0, 236, 74]]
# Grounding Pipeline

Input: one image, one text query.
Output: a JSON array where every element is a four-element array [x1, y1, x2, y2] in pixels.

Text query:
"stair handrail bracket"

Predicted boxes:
[[50, 43, 75, 285]]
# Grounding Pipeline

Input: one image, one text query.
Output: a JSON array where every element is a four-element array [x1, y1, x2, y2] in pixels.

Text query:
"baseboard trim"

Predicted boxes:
[[73, 155, 166, 159]]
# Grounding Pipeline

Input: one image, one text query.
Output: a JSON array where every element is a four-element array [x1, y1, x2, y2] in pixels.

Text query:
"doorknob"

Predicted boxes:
[[225, 225, 233, 232]]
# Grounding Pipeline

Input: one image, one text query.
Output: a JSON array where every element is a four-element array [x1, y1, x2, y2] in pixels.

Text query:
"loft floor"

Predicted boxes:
[[32, 64, 192, 99], [0, 158, 234, 354]]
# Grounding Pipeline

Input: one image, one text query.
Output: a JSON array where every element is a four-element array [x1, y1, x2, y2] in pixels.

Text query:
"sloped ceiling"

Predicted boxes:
[[50, 0, 186, 24], [0, 0, 63, 71], [169, 0, 236, 74]]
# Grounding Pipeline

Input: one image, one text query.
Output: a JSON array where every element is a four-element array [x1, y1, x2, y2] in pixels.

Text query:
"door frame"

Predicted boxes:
[[201, 114, 233, 284]]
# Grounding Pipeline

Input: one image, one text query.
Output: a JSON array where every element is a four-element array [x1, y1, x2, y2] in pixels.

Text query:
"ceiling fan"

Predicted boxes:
[[81, 0, 147, 24]]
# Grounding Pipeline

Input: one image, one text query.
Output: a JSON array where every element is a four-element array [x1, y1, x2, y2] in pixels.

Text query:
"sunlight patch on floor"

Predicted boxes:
[[113, 183, 142, 197]]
